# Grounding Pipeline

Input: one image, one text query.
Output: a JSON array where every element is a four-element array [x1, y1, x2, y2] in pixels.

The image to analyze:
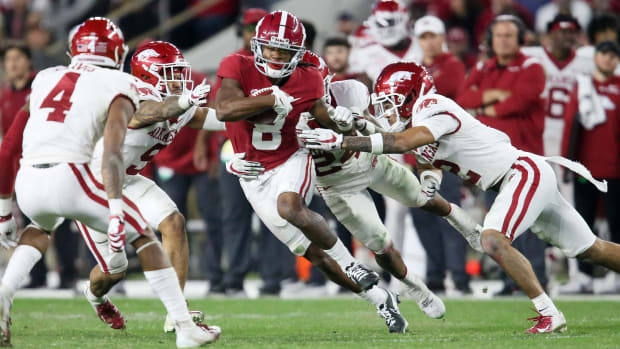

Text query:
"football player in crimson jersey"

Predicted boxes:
[[214, 10, 386, 313], [0, 20, 220, 347], [300, 61, 620, 334]]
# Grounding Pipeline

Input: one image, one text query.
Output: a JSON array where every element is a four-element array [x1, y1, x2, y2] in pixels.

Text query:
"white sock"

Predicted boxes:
[[324, 239, 357, 270], [84, 281, 107, 306], [399, 269, 431, 302], [0, 245, 42, 299], [143, 267, 192, 326], [531, 292, 560, 316], [359, 285, 387, 307], [444, 203, 478, 237]]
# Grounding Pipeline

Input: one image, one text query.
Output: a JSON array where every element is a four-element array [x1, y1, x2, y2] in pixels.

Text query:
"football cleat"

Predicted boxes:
[[0, 290, 12, 347], [94, 300, 126, 330], [525, 309, 567, 334], [416, 292, 446, 319], [345, 262, 380, 291], [164, 310, 205, 333], [176, 322, 221, 348], [377, 289, 408, 333]]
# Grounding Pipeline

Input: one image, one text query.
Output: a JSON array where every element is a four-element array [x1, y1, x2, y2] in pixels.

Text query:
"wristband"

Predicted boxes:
[[202, 108, 225, 131], [370, 133, 384, 154], [0, 199, 11, 217], [178, 94, 191, 110], [108, 198, 124, 217]]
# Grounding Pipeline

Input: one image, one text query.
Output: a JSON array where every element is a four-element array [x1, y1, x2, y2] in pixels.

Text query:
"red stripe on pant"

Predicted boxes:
[[74, 221, 109, 274], [508, 157, 541, 240], [501, 164, 529, 241], [299, 153, 312, 199], [302, 154, 313, 199], [82, 164, 148, 223], [68, 164, 145, 233]]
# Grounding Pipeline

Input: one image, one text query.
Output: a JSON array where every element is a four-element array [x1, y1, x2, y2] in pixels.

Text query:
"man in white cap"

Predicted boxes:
[[412, 15, 470, 294]]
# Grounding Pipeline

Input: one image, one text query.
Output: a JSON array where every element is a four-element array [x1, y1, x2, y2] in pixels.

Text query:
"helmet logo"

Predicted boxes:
[[269, 36, 290, 46], [386, 71, 413, 85], [136, 49, 159, 61]]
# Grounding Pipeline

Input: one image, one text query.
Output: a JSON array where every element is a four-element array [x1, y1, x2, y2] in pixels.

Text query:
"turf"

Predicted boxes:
[[9, 298, 620, 348]]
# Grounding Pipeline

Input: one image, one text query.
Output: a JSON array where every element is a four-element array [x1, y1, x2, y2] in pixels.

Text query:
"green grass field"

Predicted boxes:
[[8, 298, 620, 348]]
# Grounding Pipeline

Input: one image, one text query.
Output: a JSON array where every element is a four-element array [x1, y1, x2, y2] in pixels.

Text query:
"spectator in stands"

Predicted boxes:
[[560, 41, 620, 293], [446, 27, 477, 69], [0, 43, 34, 137], [336, 11, 358, 37], [436, 0, 482, 43], [473, 0, 534, 47], [322, 37, 357, 81], [457, 14, 548, 295], [234, 7, 266, 56], [25, 21, 63, 70], [409, 15, 469, 294], [301, 20, 316, 51], [577, 14, 620, 75], [535, 0, 592, 34]]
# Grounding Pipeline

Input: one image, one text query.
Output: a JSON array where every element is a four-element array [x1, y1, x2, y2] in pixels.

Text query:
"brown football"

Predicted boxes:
[[247, 110, 278, 124]]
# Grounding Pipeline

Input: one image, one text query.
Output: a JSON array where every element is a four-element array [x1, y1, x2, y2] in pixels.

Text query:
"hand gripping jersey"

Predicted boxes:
[[410, 94, 520, 191], [216, 54, 323, 171], [21, 61, 140, 166], [89, 78, 197, 178], [302, 79, 375, 184]]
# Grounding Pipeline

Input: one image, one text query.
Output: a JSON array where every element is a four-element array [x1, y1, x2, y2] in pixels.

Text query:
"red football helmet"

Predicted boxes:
[[251, 10, 306, 78], [69, 17, 128, 70], [372, 61, 435, 132], [130, 41, 192, 96], [366, 0, 410, 47], [301, 51, 333, 104]]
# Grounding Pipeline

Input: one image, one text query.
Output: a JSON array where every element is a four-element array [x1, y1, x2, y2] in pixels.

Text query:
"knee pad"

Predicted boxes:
[[364, 230, 392, 254], [103, 251, 128, 275]]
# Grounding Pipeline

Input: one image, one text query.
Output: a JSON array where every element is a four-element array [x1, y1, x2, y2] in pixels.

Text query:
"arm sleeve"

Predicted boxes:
[[493, 61, 545, 118], [416, 112, 461, 140], [0, 109, 28, 195], [455, 63, 484, 108]]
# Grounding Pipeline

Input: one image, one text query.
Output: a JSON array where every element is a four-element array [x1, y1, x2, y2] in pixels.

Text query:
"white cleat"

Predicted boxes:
[[415, 291, 446, 319], [0, 290, 11, 347], [176, 322, 221, 348], [165, 311, 205, 333]]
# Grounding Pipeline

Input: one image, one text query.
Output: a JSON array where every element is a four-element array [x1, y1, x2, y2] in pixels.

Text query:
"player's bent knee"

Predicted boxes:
[[576, 238, 603, 262], [277, 192, 304, 222], [365, 233, 391, 253], [158, 212, 186, 240], [481, 230, 509, 256]]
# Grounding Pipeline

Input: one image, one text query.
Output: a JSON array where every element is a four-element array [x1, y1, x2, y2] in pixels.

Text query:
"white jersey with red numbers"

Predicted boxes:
[[21, 61, 140, 166], [89, 78, 197, 178], [348, 38, 422, 83], [410, 93, 520, 191], [520, 46, 593, 156]]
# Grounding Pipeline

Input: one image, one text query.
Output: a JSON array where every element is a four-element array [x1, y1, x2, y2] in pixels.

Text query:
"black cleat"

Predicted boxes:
[[344, 262, 380, 291], [377, 289, 408, 333]]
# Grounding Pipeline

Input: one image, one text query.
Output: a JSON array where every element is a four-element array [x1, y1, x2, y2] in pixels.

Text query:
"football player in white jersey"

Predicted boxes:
[[300, 61, 620, 334], [348, 0, 422, 84], [76, 40, 224, 333], [0, 18, 220, 347]]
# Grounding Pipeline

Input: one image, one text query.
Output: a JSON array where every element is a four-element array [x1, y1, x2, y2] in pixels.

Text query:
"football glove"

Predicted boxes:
[[179, 79, 211, 109], [271, 86, 299, 123], [298, 128, 343, 151], [328, 106, 354, 131], [420, 171, 442, 201], [107, 215, 126, 253], [225, 153, 265, 180], [0, 199, 17, 249]]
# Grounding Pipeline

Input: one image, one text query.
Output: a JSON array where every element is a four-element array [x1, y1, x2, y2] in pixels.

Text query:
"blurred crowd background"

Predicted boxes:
[[0, 0, 618, 299]]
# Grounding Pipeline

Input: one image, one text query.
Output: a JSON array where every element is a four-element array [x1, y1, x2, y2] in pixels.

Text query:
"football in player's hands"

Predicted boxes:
[[247, 87, 279, 124]]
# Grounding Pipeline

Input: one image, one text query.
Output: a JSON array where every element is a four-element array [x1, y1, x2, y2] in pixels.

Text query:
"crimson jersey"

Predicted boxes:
[[216, 54, 323, 170]]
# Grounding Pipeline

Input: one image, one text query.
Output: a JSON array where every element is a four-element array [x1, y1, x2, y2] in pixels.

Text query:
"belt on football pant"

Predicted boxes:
[[31, 163, 59, 169]]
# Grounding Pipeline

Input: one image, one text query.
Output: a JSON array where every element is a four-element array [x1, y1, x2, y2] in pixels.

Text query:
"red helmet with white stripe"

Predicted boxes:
[[301, 51, 333, 103], [251, 10, 306, 78], [366, 0, 410, 47], [69, 17, 128, 70], [372, 61, 435, 132], [130, 41, 192, 96]]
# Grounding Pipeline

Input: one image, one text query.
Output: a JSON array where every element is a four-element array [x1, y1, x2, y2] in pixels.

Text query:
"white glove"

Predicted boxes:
[[420, 171, 442, 201], [107, 215, 126, 253], [271, 86, 298, 123], [0, 199, 17, 249], [298, 128, 343, 151], [328, 106, 354, 131], [178, 79, 211, 109], [225, 153, 265, 180]]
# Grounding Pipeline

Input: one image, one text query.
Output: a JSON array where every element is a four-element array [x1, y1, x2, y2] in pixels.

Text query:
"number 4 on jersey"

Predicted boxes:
[[41, 72, 80, 123]]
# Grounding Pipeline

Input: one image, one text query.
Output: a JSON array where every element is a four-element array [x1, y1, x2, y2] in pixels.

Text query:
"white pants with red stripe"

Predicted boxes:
[[15, 163, 149, 273], [316, 154, 426, 252], [483, 153, 596, 257], [239, 149, 314, 256]]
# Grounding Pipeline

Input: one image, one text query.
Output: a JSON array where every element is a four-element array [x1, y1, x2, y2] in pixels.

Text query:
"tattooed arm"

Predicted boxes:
[[128, 96, 187, 129], [102, 96, 135, 200], [341, 126, 435, 153]]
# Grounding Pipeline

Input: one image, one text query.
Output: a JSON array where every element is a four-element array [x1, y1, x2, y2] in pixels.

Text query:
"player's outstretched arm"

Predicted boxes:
[[342, 127, 435, 153], [186, 107, 225, 131], [215, 78, 275, 122], [102, 97, 135, 200], [128, 97, 187, 128]]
